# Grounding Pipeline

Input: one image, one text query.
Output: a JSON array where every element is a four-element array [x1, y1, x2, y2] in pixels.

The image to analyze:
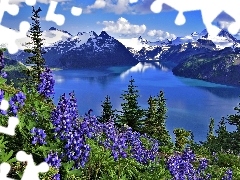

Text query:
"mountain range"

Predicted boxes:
[[2, 27, 240, 86]]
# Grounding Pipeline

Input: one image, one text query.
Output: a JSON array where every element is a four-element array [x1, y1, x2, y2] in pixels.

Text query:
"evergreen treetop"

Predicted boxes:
[[23, 6, 46, 87], [118, 76, 144, 132]]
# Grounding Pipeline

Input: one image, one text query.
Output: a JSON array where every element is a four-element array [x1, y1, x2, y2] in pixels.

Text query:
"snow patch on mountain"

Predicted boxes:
[[117, 38, 150, 51]]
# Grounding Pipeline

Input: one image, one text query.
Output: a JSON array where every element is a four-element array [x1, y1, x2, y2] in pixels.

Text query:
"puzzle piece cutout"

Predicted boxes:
[[46, 0, 65, 26], [0, 151, 49, 180], [0, 21, 30, 54], [0, 162, 14, 180], [150, 0, 240, 36], [46, 0, 82, 25], [25, 0, 37, 6], [71, 6, 82, 16], [0, 0, 38, 54], [0, 99, 19, 136], [16, 151, 49, 180], [0, 0, 19, 24]]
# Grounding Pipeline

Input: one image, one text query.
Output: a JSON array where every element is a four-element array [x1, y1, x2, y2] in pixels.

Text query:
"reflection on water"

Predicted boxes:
[[120, 62, 170, 79], [52, 62, 240, 142]]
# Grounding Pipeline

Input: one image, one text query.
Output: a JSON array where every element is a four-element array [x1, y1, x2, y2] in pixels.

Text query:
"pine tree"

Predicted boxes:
[[117, 77, 144, 132], [215, 117, 230, 152], [99, 95, 115, 123], [23, 6, 46, 88], [207, 117, 215, 141], [144, 91, 172, 147], [173, 128, 191, 152], [227, 101, 240, 131], [144, 95, 158, 136]]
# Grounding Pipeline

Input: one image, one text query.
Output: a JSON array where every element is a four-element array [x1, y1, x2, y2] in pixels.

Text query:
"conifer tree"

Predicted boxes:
[[227, 101, 240, 131], [173, 128, 191, 152], [23, 6, 46, 88], [215, 117, 230, 152], [207, 117, 215, 141], [117, 77, 144, 132], [144, 91, 172, 147], [99, 95, 115, 123], [144, 95, 158, 135]]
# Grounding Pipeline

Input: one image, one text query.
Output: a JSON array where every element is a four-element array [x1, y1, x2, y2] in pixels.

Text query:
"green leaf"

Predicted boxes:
[[2, 150, 14, 162], [0, 77, 7, 85]]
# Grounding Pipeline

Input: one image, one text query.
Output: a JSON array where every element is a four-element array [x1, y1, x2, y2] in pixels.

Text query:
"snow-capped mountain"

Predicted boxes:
[[3, 26, 240, 69], [126, 28, 240, 62], [5, 27, 138, 68]]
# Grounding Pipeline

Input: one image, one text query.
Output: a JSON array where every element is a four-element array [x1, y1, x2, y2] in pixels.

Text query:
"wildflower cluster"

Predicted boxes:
[[167, 147, 213, 179], [8, 92, 26, 116], [222, 169, 233, 180], [45, 151, 62, 180], [92, 119, 160, 164], [51, 93, 78, 139], [0, 90, 26, 116], [30, 127, 47, 145], [124, 126, 159, 164], [50, 92, 91, 169], [101, 120, 128, 161], [0, 50, 7, 78], [37, 67, 55, 98]]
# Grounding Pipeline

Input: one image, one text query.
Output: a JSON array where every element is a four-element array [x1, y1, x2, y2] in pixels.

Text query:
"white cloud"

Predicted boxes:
[[147, 29, 176, 40], [84, 0, 131, 14], [9, 0, 69, 5], [98, 17, 146, 36]]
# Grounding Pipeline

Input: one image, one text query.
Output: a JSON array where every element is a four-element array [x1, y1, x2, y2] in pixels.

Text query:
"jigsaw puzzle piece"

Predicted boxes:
[[150, 0, 202, 26], [200, 0, 225, 37], [16, 151, 49, 180], [0, 116, 19, 136], [46, 0, 65, 26], [0, 99, 19, 136], [0, 162, 15, 180], [0, 0, 19, 24], [25, 0, 37, 6], [71, 6, 82, 16], [221, 0, 240, 35], [150, 0, 225, 37], [0, 21, 30, 54]]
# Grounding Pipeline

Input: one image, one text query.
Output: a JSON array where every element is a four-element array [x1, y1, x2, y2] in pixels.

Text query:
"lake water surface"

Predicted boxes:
[[52, 62, 240, 142]]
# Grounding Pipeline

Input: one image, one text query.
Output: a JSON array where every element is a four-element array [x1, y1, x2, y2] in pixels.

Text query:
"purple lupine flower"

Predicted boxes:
[[51, 93, 77, 140], [37, 67, 55, 98], [0, 91, 26, 117], [45, 151, 61, 168], [166, 148, 213, 180], [30, 127, 47, 145], [222, 169, 233, 180], [52, 173, 60, 180], [0, 90, 7, 115], [51, 92, 92, 169], [0, 51, 7, 78]]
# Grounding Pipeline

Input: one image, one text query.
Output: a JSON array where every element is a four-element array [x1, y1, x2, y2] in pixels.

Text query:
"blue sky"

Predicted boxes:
[[4, 0, 238, 41]]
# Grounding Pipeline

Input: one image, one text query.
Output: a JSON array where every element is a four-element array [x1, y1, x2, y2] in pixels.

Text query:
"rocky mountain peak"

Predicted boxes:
[[49, 27, 72, 36], [217, 29, 237, 41], [99, 31, 111, 39]]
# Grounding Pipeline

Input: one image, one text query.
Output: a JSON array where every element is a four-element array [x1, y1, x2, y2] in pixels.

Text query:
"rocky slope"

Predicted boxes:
[[172, 47, 240, 87]]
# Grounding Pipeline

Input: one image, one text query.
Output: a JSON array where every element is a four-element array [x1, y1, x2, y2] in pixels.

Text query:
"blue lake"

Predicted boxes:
[[52, 62, 240, 143]]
